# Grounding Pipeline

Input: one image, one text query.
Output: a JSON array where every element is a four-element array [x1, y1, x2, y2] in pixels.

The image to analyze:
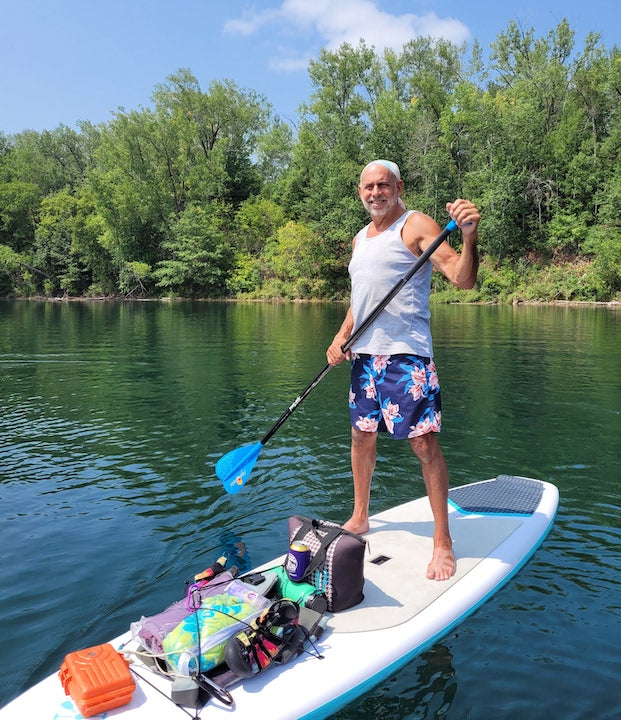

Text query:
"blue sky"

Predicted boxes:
[[1, 0, 619, 135]]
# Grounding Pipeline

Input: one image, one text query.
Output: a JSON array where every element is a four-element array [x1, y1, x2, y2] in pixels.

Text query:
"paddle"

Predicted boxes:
[[216, 218, 458, 494]]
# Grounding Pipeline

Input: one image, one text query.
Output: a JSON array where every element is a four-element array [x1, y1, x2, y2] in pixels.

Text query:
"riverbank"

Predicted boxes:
[[5, 295, 620, 308]]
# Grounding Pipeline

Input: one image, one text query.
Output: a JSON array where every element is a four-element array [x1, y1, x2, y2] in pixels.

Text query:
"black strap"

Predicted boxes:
[[195, 673, 235, 706], [291, 518, 344, 581]]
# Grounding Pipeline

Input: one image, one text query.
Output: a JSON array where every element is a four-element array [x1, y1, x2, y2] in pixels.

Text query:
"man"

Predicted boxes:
[[326, 159, 480, 581]]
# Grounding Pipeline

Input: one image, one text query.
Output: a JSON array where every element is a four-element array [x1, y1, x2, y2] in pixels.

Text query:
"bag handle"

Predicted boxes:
[[304, 526, 343, 580], [291, 518, 345, 581], [291, 517, 365, 544]]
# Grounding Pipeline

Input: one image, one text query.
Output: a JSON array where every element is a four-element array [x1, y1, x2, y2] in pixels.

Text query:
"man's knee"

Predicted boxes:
[[409, 432, 442, 465], [352, 427, 377, 450]]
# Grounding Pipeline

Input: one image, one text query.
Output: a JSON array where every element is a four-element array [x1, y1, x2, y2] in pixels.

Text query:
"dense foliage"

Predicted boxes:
[[1, 21, 619, 302]]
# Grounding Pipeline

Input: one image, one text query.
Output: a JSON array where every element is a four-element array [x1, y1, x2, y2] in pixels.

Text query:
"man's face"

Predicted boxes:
[[358, 165, 402, 219]]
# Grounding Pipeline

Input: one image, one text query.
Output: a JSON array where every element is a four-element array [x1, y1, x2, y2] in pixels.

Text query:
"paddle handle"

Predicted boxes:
[[261, 362, 333, 445], [260, 219, 458, 447]]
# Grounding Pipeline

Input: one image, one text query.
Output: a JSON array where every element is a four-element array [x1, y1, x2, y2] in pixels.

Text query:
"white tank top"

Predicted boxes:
[[348, 210, 433, 357]]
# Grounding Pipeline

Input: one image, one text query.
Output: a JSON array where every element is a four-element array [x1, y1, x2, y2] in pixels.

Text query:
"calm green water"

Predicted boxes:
[[1, 300, 620, 718]]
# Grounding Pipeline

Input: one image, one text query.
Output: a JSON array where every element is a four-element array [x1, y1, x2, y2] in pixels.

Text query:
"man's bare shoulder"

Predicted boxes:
[[402, 210, 441, 253]]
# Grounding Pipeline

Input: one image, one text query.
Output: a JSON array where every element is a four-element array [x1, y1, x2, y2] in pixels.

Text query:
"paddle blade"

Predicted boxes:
[[216, 442, 263, 494]]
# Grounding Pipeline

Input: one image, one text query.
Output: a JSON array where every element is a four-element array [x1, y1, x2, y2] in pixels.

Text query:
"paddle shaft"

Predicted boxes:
[[259, 219, 458, 446]]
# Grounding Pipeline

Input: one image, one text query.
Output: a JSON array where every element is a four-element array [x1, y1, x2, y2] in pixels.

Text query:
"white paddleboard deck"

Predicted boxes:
[[1, 475, 558, 720]]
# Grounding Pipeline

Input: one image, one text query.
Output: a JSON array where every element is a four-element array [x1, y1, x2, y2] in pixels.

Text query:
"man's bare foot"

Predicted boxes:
[[342, 517, 370, 535], [426, 545, 456, 581]]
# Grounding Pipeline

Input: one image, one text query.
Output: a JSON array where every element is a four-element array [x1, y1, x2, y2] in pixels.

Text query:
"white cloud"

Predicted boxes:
[[223, 8, 280, 35], [268, 53, 313, 73], [225, 0, 471, 71]]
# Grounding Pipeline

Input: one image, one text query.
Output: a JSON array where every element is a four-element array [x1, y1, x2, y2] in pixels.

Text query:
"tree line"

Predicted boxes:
[[1, 20, 619, 302]]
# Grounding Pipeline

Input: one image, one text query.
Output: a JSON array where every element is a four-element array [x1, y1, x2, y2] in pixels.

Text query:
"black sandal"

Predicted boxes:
[[224, 599, 303, 678]]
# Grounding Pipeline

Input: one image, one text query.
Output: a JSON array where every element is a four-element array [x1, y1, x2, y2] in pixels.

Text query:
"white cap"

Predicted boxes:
[[360, 160, 401, 182]]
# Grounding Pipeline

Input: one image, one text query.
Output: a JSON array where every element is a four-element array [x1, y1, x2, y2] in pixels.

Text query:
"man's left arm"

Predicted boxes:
[[425, 200, 480, 289], [403, 200, 480, 289], [445, 199, 479, 289]]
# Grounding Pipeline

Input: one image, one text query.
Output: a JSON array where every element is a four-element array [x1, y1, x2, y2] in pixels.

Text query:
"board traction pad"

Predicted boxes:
[[328, 475, 545, 634], [449, 474, 543, 515]]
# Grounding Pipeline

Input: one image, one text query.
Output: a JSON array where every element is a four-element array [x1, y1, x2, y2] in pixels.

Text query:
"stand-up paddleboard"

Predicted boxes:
[[0, 475, 558, 720]]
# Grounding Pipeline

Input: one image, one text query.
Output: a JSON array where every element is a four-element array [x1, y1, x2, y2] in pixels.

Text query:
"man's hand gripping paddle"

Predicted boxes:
[[216, 219, 458, 494]]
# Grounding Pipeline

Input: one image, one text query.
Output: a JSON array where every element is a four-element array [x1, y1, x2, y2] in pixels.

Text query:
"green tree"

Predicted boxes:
[[282, 43, 381, 293], [153, 204, 233, 297], [377, 37, 466, 216], [262, 220, 325, 297], [34, 188, 111, 296], [399, 36, 464, 121], [470, 20, 577, 259], [0, 242, 40, 295], [34, 190, 81, 294], [151, 69, 268, 204], [88, 70, 272, 288], [582, 165, 621, 297], [226, 197, 287, 295], [306, 41, 381, 155], [0, 24, 619, 302], [0, 124, 98, 193], [255, 119, 294, 189], [0, 180, 41, 252], [234, 197, 286, 255]]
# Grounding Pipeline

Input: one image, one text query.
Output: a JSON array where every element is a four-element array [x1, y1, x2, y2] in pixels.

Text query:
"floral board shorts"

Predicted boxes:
[[349, 354, 442, 439]]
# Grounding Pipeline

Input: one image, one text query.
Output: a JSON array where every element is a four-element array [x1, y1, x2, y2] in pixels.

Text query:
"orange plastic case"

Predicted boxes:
[[59, 643, 135, 717]]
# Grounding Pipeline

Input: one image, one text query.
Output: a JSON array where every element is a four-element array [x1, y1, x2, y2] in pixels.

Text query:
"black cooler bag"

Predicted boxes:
[[287, 516, 366, 612]]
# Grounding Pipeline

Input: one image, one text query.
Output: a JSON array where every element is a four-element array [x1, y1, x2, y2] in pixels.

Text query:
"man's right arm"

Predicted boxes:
[[327, 307, 354, 365]]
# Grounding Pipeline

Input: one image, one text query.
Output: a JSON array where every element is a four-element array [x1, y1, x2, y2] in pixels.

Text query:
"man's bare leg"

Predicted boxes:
[[342, 427, 377, 535], [409, 433, 456, 581]]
